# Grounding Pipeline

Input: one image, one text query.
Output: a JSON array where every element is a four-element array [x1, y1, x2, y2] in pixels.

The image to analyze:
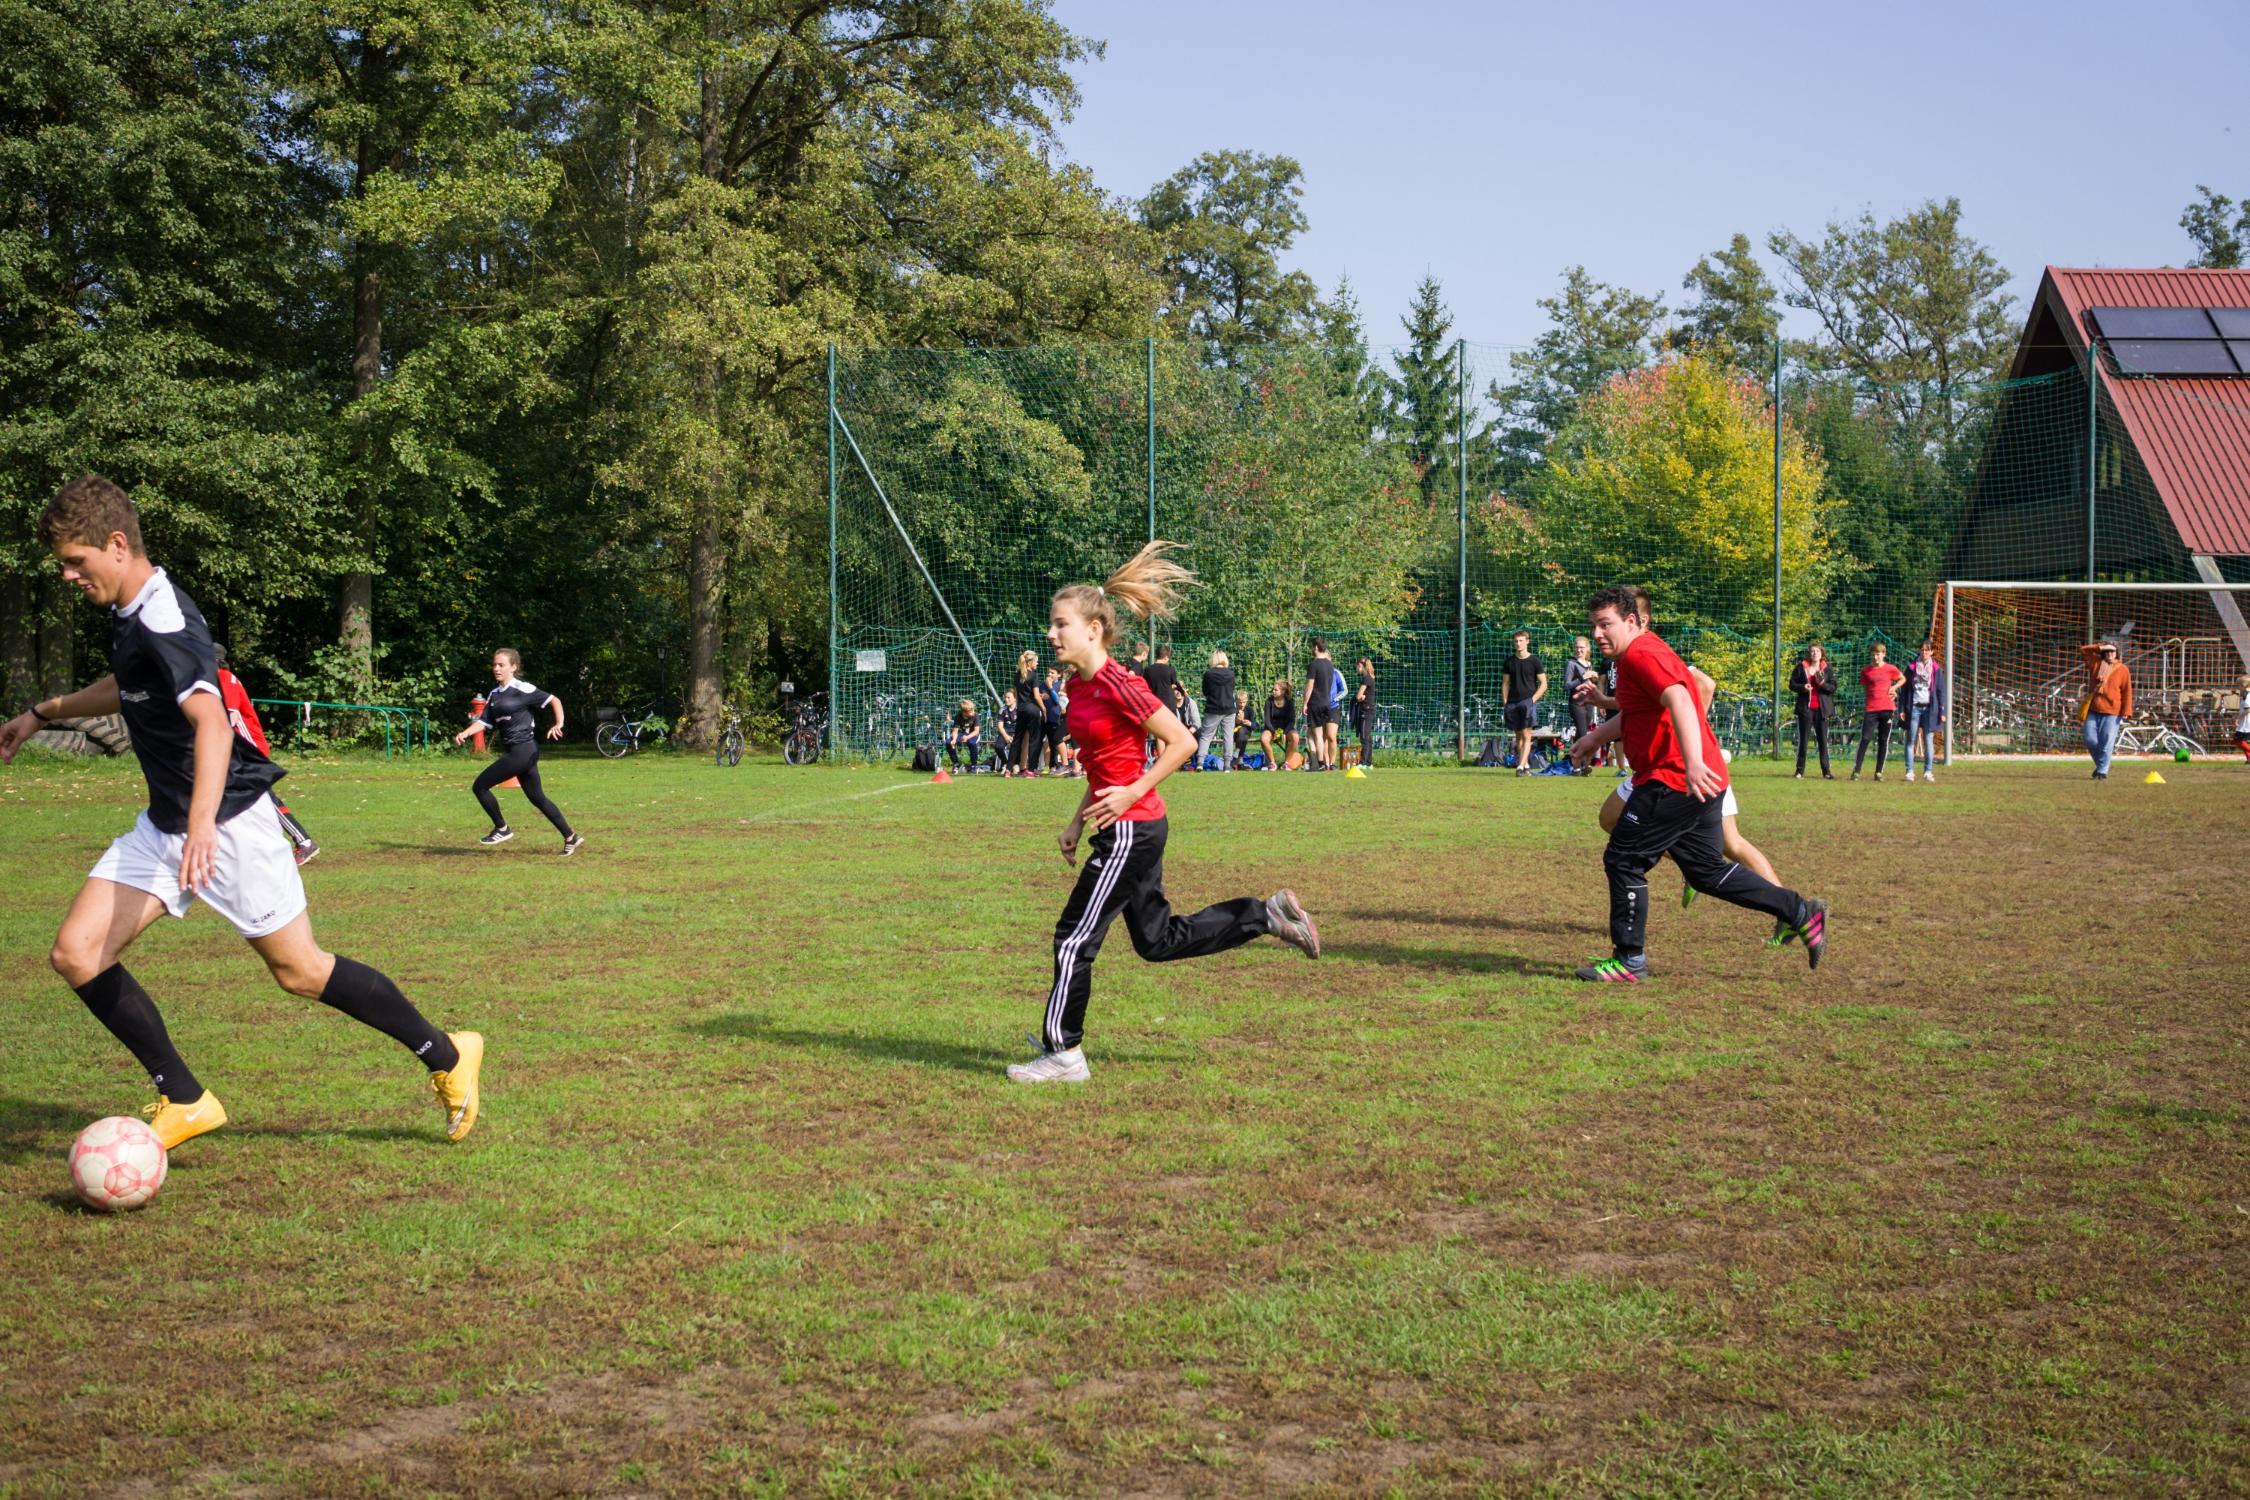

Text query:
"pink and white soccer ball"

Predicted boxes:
[[69, 1116, 168, 1212]]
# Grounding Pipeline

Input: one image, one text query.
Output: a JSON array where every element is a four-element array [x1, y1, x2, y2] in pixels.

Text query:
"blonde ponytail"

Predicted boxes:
[[1052, 541, 1197, 647]]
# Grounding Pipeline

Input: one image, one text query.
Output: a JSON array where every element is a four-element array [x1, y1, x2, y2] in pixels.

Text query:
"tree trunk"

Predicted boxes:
[[38, 576, 74, 696], [338, 261, 381, 687], [1, 571, 33, 707], [676, 42, 729, 749]]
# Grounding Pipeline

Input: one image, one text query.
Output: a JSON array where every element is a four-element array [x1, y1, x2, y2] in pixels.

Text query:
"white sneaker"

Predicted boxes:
[[1264, 889, 1321, 958], [1007, 1047, 1090, 1084], [1924, 769, 1936, 782], [1904, 770, 1916, 783]]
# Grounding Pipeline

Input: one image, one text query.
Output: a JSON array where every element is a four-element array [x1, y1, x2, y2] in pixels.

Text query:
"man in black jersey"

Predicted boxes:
[[0, 476, 484, 1151], [452, 648, 581, 852], [1140, 645, 1180, 765], [1302, 638, 1341, 771], [1501, 630, 1548, 777]]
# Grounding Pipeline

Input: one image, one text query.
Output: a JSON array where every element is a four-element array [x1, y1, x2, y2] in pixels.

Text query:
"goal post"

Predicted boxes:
[[1937, 580, 2250, 759]]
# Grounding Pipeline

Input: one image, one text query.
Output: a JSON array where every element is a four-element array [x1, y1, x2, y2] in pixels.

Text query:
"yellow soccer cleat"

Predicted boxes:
[[429, 1032, 484, 1142], [142, 1090, 227, 1151]]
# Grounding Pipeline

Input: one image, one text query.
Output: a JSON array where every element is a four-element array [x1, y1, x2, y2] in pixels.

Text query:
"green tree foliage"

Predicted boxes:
[[1386, 275, 1463, 511], [1142, 149, 1319, 364], [2180, 185, 2249, 269], [1487, 267, 1665, 483], [1483, 355, 1841, 692], [1678, 233, 1779, 377]]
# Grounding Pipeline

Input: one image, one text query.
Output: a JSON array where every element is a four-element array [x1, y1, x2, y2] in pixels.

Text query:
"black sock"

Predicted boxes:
[[75, 965, 202, 1100], [319, 957, 459, 1072]]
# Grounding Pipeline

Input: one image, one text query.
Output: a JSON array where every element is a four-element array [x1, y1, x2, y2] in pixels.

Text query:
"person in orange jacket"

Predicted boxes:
[[2080, 640, 2133, 780], [214, 644, 318, 863]]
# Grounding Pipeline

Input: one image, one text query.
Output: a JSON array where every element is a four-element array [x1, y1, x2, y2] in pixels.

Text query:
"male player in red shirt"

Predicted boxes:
[[214, 643, 318, 864], [1569, 585, 1826, 981]]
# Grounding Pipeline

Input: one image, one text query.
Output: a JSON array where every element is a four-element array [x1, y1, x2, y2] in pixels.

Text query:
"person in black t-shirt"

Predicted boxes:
[[1139, 645, 1180, 765], [1351, 658, 1377, 766], [1261, 679, 1298, 769], [1500, 630, 1547, 777], [992, 689, 1019, 772], [453, 648, 580, 851], [1011, 650, 1047, 776], [0, 476, 484, 1151], [1042, 666, 1070, 770], [945, 698, 981, 771], [1302, 637, 1341, 770]]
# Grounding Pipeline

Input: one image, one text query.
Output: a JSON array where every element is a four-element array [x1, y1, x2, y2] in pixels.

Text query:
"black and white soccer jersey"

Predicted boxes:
[[474, 681, 553, 747], [110, 569, 284, 834]]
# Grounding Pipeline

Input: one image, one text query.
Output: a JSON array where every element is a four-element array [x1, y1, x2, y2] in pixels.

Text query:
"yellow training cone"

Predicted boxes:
[[1344, 765, 1367, 779], [2144, 770, 2165, 784]]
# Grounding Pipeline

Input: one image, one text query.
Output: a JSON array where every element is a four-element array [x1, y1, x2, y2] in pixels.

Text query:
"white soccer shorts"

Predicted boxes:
[[1613, 775, 1739, 819], [89, 795, 307, 938]]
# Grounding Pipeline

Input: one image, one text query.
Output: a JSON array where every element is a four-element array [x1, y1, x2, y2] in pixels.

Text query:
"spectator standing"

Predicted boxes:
[[1043, 665, 1070, 771], [1198, 651, 1237, 771], [1302, 639, 1342, 771], [2080, 640, 2132, 780], [1563, 636, 1598, 775], [1352, 658, 1376, 766], [1142, 645, 1181, 764], [1012, 650, 1047, 776], [1853, 642, 1906, 781], [1500, 630, 1547, 777], [1790, 644, 1836, 780], [1901, 640, 1946, 782]]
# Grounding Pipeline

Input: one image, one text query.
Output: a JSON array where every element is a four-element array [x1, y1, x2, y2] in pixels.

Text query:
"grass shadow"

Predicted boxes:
[[1343, 908, 1602, 938], [0, 1095, 106, 1165], [687, 1013, 1192, 1073], [1327, 942, 1576, 979], [226, 1124, 442, 1144], [362, 841, 489, 858]]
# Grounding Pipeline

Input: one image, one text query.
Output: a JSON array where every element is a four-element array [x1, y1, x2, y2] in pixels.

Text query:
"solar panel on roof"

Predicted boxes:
[[2088, 307, 2218, 339], [2209, 308, 2250, 339], [2106, 340, 2241, 376], [2229, 342, 2250, 374]]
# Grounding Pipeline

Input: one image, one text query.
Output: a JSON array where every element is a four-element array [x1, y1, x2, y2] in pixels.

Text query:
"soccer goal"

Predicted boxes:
[[1936, 580, 2250, 759]]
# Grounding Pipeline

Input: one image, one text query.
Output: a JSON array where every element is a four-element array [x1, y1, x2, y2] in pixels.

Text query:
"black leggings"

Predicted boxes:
[[1854, 711, 1895, 775], [1795, 708, 1831, 776], [473, 743, 574, 837]]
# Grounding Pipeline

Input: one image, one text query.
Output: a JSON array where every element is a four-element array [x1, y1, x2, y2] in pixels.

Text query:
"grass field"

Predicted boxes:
[[0, 747, 2243, 1497]]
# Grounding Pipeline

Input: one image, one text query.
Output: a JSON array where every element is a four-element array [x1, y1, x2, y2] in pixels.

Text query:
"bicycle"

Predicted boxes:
[[783, 693, 827, 767], [715, 705, 746, 767], [2114, 718, 2204, 757], [595, 704, 666, 759]]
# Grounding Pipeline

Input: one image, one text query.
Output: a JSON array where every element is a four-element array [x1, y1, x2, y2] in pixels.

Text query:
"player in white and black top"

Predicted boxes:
[[0, 476, 484, 1153], [453, 648, 581, 853]]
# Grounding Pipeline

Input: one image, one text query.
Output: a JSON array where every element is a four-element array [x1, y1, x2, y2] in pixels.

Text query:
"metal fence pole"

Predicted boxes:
[[1771, 342, 1784, 757], [2085, 339, 2098, 638], [827, 341, 839, 762], [1455, 337, 1468, 763], [1944, 582, 1955, 766], [1146, 336, 1157, 547]]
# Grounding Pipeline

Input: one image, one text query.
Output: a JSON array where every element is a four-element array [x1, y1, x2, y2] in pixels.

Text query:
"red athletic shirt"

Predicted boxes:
[[1065, 659, 1167, 822], [217, 668, 272, 756], [1861, 662, 1904, 714], [1613, 631, 1727, 795]]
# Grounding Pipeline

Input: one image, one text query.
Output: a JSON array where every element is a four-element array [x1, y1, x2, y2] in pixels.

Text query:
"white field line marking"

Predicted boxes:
[[739, 779, 931, 825]]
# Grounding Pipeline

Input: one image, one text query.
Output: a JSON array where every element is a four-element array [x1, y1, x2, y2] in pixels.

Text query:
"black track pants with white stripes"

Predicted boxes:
[[1604, 781, 1804, 960], [1044, 816, 1268, 1053]]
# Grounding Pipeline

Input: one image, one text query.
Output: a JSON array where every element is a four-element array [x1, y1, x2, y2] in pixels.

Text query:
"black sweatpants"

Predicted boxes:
[[1044, 718, 1066, 769], [473, 743, 574, 837], [1044, 816, 1268, 1052], [1604, 782, 1806, 960], [1853, 710, 1895, 776], [1795, 707, 1831, 776]]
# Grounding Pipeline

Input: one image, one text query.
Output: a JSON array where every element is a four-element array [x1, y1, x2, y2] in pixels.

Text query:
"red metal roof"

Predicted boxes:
[[2036, 267, 2250, 557]]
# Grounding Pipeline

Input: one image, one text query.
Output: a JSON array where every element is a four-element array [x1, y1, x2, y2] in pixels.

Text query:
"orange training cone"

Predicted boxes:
[[931, 769, 953, 784]]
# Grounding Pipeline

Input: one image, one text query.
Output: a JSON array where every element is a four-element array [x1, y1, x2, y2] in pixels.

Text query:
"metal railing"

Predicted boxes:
[[251, 699, 432, 757]]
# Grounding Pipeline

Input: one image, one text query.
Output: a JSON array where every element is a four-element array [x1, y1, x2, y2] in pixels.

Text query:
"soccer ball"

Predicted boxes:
[[69, 1116, 168, 1213]]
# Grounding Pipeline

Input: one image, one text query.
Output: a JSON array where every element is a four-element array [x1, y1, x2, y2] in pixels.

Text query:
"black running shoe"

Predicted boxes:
[[561, 833, 584, 857], [479, 827, 514, 846], [1800, 898, 1828, 970]]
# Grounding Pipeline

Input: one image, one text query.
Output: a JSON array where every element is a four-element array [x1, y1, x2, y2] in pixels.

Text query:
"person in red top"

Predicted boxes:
[[1009, 541, 1321, 1084], [1569, 585, 1826, 982], [213, 643, 318, 865], [1852, 641, 1906, 782]]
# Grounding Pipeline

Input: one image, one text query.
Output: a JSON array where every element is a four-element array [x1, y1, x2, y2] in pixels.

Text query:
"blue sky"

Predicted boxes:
[[1047, 0, 2249, 352]]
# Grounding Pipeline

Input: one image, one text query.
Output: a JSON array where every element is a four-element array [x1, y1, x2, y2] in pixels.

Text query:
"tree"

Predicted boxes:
[[1141, 149, 1319, 364], [1386, 275, 1463, 511], [1487, 267, 1665, 482], [1314, 277, 1387, 439], [1482, 355, 1843, 693], [2181, 185, 2249, 269], [1678, 233, 1779, 377], [1767, 198, 2014, 437]]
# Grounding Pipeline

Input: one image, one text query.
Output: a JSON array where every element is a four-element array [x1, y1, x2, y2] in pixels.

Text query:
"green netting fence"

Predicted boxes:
[[828, 337, 2209, 762]]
